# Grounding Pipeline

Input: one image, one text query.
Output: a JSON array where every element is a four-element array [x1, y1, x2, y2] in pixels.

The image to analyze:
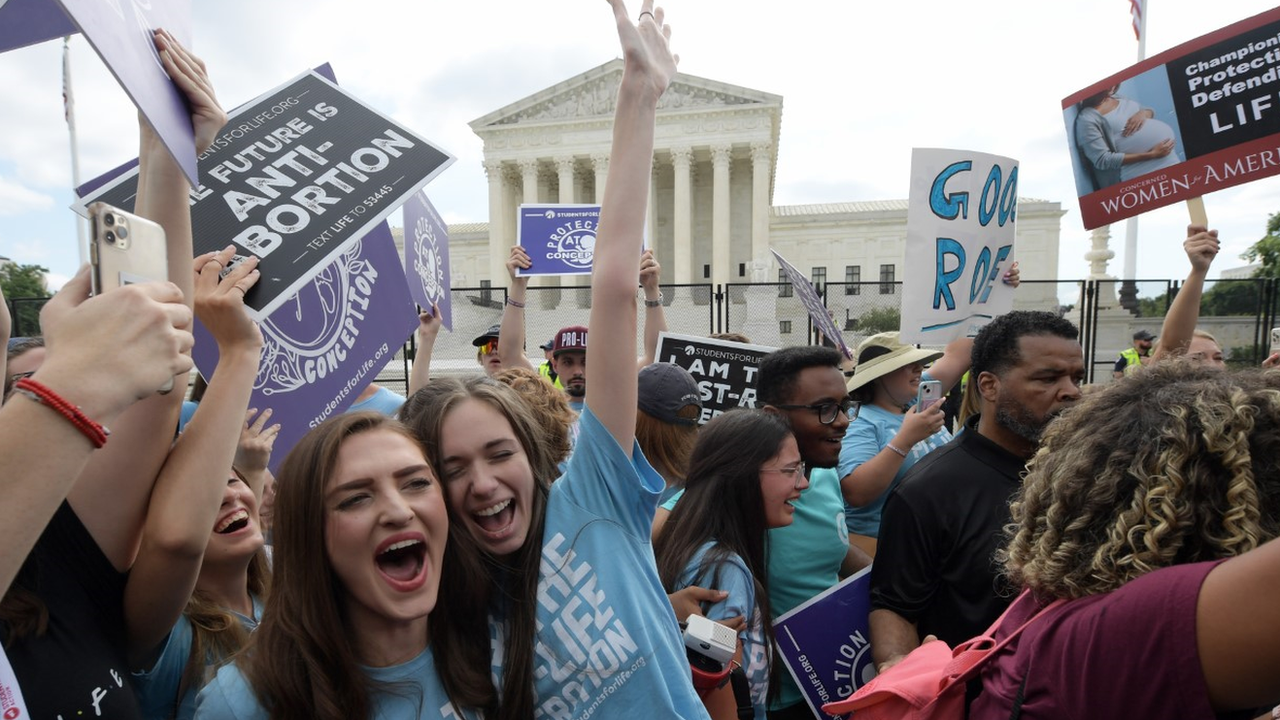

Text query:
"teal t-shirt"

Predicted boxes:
[[194, 646, 472, 719], [838, 402, 952, 537], [520, 407, 709, 719]]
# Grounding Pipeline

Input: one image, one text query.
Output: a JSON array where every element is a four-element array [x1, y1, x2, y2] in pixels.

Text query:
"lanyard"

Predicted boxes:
[[0, 643, 30, 719]]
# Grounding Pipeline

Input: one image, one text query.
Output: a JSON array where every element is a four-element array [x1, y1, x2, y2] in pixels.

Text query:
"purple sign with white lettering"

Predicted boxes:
[[0, 0, 77, 53], [773, 567, 875, 718], [51, 0, 197, 184], [772, 249, 852, 359], [193, 222, 416, 472], [403, 190, 453, 330], [516, 204, 601, 277]]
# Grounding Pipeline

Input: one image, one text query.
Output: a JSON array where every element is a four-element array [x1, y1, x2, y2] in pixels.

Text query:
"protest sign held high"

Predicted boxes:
[[900, 148, 1018, 345], [193, 222, 416, 473], [1064, 6, 1280, 228], [516, 204, 602, 277], [657, 332, 777, 424], [80, 69, 454, 320], [403, 190, 453, 331], [0, 0, 77, 53], [773, 568, 876, 718], [772, 248, 852, 359]]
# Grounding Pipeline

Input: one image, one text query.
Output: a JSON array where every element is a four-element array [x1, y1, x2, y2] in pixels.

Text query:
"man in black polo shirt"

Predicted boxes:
[[868, 311, 1085, 672]]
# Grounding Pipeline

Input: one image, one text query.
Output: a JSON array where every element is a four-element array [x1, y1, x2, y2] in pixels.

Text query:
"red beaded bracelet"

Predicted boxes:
[[12, 378, 110, 448]]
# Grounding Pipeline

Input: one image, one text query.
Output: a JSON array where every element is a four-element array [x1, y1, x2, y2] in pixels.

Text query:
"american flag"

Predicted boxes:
[[61, 37, 73, 125], [1130, 0, 1144, 40]]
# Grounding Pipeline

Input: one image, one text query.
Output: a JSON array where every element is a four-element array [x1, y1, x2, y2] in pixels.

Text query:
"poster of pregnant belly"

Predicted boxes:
[[1063, 5, 1280, 230]]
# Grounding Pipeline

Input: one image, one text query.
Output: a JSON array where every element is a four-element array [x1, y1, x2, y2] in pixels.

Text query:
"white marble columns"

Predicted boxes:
[[710, 144, 732, 288], [671, 147, 693, 285]]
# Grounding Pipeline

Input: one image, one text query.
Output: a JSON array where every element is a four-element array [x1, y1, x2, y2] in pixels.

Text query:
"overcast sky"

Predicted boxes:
[[1, 0, 1278, 292]]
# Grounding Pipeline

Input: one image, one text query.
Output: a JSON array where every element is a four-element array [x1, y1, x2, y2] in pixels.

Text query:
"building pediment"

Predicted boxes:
[[470, 59, 781, 130]]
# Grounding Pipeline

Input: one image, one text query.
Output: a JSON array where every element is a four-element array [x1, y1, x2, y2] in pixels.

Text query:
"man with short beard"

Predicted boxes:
[[867, 311, 1084, 675]]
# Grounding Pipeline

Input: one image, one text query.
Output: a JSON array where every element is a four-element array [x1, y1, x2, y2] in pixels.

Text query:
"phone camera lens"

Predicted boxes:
[[115, 225, 129, 240], [105, 231, 116, 244], [103, 213, 115, 226]]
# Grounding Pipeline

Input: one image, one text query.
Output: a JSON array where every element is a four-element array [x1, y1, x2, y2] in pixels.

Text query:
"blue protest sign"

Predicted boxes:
[[403, 190, 453, 331], [772, 567, 875, 718], [192, 221, 417, 472], [516, 204, 601, 277], [771, 249, 852, 359]]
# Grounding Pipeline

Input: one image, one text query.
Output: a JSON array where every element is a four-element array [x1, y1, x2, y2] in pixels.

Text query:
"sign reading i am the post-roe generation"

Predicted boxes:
[[900, 148, 1017, 345], [1064, 6, 1280, 229], [657, 332, 778, 424], [79, 69, 454, 320]]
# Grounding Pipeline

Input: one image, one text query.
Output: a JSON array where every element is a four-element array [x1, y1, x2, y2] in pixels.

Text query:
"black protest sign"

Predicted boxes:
[[81, 70, 453, 320], [656, 332, 778, 424]]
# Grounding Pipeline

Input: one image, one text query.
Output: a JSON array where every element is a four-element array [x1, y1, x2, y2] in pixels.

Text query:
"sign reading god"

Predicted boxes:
[[773, 567, 876, 718], [516, 204, 601, 277], [900, 148, 1017, 344], [79, 69, 454, 320], [192, 223, 417, 473], [403, 190, 453, 331], [1063, 6, 1280, 229], [656, 332, 778, 424], [772, 248, 852, 359]]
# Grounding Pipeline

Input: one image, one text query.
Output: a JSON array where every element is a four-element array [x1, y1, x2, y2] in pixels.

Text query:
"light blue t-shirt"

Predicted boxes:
[[663, 469, 849, 712], [520, 407, 709, 719], [838, 402, 953, 537], [194, 646, 472, 719], [346, 385, 407, 416], [673, 543, 768, 720], [133, 597, 263, 720]]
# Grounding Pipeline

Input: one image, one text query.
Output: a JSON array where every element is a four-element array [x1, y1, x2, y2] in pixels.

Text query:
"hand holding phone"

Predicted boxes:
[[916, 379, 942, 412]]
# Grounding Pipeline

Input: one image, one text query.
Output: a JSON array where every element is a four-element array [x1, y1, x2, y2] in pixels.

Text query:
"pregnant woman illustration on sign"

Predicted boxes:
[[1075, 85, 1181, 190]]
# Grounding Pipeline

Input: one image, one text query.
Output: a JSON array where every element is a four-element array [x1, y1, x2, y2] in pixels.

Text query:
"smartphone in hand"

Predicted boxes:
[[916, 379, 942, 411]]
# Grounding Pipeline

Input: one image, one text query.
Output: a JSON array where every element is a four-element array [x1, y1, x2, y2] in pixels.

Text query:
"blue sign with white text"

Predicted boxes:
[[516, 204, 602, 277]]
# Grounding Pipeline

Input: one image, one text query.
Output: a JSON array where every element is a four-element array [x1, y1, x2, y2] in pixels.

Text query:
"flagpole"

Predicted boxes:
[[63, 36, 88, 266], [1121, 1, 1148, 303]]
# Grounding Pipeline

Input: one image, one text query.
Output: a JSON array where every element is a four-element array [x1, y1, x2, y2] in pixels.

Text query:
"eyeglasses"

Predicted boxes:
[[774, 399, 860, 425], [477, 339, 499, 356], [764, 461, 807, 489]]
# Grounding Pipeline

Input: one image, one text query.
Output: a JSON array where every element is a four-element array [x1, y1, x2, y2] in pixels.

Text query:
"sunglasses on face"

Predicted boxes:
[[477, 340, 499, 356]]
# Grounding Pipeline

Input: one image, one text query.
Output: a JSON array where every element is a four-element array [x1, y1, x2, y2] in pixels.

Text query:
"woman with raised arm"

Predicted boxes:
[[401, 3, 706, 718]]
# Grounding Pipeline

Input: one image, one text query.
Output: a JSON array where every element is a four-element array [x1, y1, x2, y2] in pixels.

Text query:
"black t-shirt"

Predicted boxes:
[[1, 502, 143, 719], [869, 415, 1026, 647]]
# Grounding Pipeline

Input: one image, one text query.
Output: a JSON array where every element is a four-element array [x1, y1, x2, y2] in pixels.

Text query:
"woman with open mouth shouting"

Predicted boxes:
[[194, 412, 488, 719], [399, 2, 707, 718]]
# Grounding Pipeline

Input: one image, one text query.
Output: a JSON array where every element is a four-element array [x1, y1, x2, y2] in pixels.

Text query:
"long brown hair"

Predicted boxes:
[[402, 376, 556, 720], [180, 549, 271, 697], [238, 411, 488, 719], [635, 406, 699, 487]]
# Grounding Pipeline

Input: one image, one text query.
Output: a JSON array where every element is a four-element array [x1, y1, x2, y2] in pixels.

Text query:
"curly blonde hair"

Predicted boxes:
[[1001, 362, 1280, 600], [492, 367, 576, 468]]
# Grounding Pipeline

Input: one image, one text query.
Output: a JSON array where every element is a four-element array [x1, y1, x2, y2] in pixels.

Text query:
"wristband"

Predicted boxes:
[[644, 292, 664, 308], [505, 297, 526, 309], [12, 378, 110, 448], [885, 442, 907, 458]]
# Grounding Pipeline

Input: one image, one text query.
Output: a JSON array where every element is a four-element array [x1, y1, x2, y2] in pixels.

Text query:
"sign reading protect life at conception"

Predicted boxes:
[[900, 148, 1017, 345], [1064, 6, 1280, 229], [516, 204, 602, 277], [79, 69, 454, 320]]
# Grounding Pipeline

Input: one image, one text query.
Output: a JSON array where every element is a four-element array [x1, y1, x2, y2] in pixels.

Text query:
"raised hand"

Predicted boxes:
[[153, 29, 227, 155], [639, 248, 662, 293], [235, 407, 280, 475], [608, 0, 678, 101], [507, 245, 532, 283], [1184, 225, 1220, 275], [194, 245, 262, 354]]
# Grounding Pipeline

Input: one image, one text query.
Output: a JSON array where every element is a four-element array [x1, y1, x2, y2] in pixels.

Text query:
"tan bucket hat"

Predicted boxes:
[[845, 332, 944, 392]]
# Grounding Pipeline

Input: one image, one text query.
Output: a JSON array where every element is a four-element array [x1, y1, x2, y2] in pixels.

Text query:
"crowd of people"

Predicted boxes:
[[2, 3, 1279, 720]]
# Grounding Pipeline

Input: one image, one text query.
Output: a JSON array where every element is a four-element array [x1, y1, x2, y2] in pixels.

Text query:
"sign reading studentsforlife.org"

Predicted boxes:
[[516, 204, 602, 277], [656, 332, 777, 425], [900, 148, 1017, 345], [193, 222, 417, 473], [1063, 6, 1280, 229], [79, 69, 454, 321], [403, 189, 453, 331], [773, 567, 876, 718]]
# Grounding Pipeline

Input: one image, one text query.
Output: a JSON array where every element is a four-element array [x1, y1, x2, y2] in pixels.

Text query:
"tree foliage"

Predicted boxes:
[[850, 306, 901, 335], [1243, 211, 1280, 278], [0, 263, 50, 337]]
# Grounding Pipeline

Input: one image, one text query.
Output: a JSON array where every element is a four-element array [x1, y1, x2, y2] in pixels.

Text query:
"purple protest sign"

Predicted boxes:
[[403, 190, 453, 330], [0, 0, 77, 53], [516, 204, 601, 277], [773, 567, 875, 718], [193, 221, 416, 472], [771, 249, 852, 359], [50, 0, 197, 185]]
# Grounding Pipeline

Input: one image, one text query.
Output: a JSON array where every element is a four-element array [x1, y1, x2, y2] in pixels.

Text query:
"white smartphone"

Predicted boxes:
[[916, 379, 942, 411], [1270, 327, 1280, 359], [88, 202, 174, 393]]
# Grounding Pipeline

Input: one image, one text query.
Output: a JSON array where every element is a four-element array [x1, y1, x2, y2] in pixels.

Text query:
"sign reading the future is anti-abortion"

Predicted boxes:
[[773, 567, 876, 719], [516, 204, 602, 277], [900, 148, 1017, 345], [80, 69, 454, 320], [656, 332, 778, 424], [403, 190, 453, 331], [1064, 6, 1280, 229], [193, 222, 416, 473]]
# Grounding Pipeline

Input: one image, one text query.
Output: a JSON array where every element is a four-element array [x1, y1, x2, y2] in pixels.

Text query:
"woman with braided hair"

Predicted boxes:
[[969, 362, 1280, 719]]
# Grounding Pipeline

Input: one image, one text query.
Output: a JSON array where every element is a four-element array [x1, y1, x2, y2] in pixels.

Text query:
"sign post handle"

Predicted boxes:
[[1187, 196, 1208, 227]]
